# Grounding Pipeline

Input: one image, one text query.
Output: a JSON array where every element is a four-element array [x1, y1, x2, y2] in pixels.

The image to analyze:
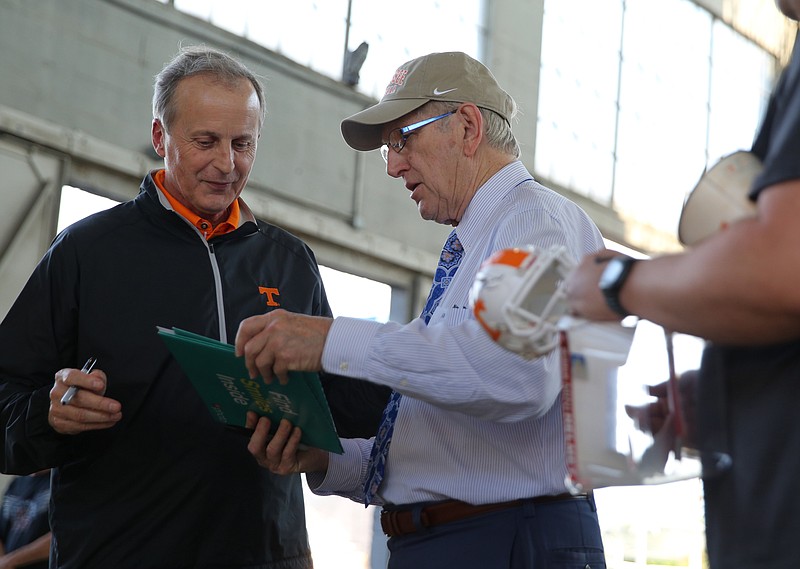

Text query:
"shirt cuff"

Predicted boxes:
[[307, 438, 369, 497], [322, 317, 384, 378]]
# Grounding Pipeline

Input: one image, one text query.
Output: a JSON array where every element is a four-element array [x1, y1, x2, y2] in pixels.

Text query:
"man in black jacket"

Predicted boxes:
[[0, 45, 387, 569]]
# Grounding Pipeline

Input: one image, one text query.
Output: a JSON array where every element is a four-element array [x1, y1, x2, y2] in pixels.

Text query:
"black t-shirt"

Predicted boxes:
[[750, 36, 800, 198], [701, 35, 800, 569], [0, 474, 50, 569]]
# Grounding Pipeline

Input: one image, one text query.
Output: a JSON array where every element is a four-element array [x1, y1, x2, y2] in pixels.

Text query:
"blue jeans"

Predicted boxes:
[[387, 495, 606, 569]]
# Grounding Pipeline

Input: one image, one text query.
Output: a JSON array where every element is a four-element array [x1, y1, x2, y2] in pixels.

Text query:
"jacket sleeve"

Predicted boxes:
[[0, 235, 78, 474]]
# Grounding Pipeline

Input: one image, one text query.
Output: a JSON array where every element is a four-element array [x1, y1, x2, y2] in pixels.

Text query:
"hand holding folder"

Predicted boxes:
[[158, 327, 343, 454]]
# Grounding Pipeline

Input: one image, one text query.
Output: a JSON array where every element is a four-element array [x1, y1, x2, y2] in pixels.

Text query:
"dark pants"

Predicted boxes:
[[387, 496, 606, 569]]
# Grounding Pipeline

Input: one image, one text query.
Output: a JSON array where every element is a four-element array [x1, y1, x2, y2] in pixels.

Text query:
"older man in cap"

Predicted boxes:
[[236, 52, 608, 568]]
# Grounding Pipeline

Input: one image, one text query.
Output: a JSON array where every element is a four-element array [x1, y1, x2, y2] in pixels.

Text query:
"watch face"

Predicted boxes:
[[599, 258, 625, 290]]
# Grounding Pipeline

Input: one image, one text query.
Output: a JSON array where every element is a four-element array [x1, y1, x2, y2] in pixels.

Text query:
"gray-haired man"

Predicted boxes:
[[237, 51, 609, 569]]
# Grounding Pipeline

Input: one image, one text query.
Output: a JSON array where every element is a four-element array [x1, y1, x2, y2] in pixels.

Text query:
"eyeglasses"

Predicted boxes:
[[380, 110, 457, 162]]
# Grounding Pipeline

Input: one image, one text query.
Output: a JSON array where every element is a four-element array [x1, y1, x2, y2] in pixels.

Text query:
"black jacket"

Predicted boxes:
[[0, 173, 388, 568]]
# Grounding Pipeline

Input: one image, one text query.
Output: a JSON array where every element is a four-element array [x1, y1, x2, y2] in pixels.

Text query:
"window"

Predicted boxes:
[[537, 0, 775, 235], [536, 0, 622, 203], [57, 186, 119, 233], [170, 0, 486, 100]]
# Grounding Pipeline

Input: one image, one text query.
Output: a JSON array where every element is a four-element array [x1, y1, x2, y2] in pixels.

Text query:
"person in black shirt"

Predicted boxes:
[[565, 2, 800, 567]]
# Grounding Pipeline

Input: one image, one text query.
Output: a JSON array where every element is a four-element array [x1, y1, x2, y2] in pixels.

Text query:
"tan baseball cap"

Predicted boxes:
[[341, 51, 515, 151]]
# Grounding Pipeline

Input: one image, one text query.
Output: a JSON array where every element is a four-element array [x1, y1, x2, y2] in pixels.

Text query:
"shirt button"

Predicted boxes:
[[199, 222, 209, 230], [339, 362, 349, 372]]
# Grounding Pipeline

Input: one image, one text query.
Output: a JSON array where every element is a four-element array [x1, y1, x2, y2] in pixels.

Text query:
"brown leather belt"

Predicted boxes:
[[380, 493, 589, 537]]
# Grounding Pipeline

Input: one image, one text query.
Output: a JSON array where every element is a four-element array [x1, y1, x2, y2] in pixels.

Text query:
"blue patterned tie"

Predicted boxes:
[[363, 230, 463, 505]]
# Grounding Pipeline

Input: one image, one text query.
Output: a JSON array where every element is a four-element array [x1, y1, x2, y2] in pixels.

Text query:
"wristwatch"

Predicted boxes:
[[598, 255, 637, 317]]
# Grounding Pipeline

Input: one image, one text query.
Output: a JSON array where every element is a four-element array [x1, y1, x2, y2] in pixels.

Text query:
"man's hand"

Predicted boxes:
[[564, 249, 625, 321], [625, 383, 671, 436], [235, 309, 333, 384], [49, 366, 122, 435], [625, 370, 698, 450], [246, 413, 329, 475]]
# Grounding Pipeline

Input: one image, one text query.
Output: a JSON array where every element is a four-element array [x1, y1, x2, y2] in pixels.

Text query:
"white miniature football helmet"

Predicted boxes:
[[470, 245, 575, 359]]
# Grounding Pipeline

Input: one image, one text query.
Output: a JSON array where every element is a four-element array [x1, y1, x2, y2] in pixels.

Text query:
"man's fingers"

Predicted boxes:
[[271, 421, 303, 475], [238, 315, 282, 381], [252, 347, 276, 384], [236, 315, 269, 379], [49, 366, 122, 435], [241, 331, 270, 380], [235, 313, 267, 357], [55, 368, 106, 395], [266, 419, 294, 461], [48, 400, 123, 435], [247, 416, 274, 463], [245, 410, 260, 430], [251, 419, 303, 475], [280, 422, 303, 459], [647, 381, 670, 397], [625, 400, 669, 435], [273, 366, 290, 385]]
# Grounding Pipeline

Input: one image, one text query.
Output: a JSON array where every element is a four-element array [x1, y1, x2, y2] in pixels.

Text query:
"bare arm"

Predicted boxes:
[[567, 179, 800, 344], [0, 532, 51, 569]]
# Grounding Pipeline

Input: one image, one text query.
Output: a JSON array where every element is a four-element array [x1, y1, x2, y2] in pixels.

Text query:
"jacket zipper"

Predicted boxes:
[[207, 241, 228, 343]]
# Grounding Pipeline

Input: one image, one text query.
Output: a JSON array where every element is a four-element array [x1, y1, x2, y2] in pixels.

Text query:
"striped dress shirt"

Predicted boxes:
[[312, 161, 605, 506]]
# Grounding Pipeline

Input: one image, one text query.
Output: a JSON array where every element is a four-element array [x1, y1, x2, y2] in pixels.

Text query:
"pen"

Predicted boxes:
[[60, 357, 98, 406]]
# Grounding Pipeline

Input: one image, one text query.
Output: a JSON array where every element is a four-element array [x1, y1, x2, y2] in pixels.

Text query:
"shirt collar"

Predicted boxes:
[[152, 169, 240, 239], [455, 160, 532, 250]]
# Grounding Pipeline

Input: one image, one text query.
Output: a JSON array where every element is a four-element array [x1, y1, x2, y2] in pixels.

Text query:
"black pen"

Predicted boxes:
[[60, 357, 98, 406]]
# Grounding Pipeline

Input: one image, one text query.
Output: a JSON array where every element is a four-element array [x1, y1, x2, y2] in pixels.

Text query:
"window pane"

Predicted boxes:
[[537, 0, 775, 237], [172, 0, 485, 100], [707, 20, 775, 165], [319, 266, 391, 322], [57, 186, 119, 233], [349, 0, 484, 99], [536, 0, 622, 203], [614, 0, 711, 234]]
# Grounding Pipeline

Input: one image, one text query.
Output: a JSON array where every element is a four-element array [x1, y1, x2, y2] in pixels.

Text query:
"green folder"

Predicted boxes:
[[158, 327, 343, 454]]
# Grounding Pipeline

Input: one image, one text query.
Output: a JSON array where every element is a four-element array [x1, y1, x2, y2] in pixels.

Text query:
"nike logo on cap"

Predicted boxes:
[[433, 87, 458, 96]]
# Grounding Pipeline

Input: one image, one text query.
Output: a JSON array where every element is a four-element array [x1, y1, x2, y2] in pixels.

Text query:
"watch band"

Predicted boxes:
[[603, 286, 631, 318], [599, 256, 637, 317]]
